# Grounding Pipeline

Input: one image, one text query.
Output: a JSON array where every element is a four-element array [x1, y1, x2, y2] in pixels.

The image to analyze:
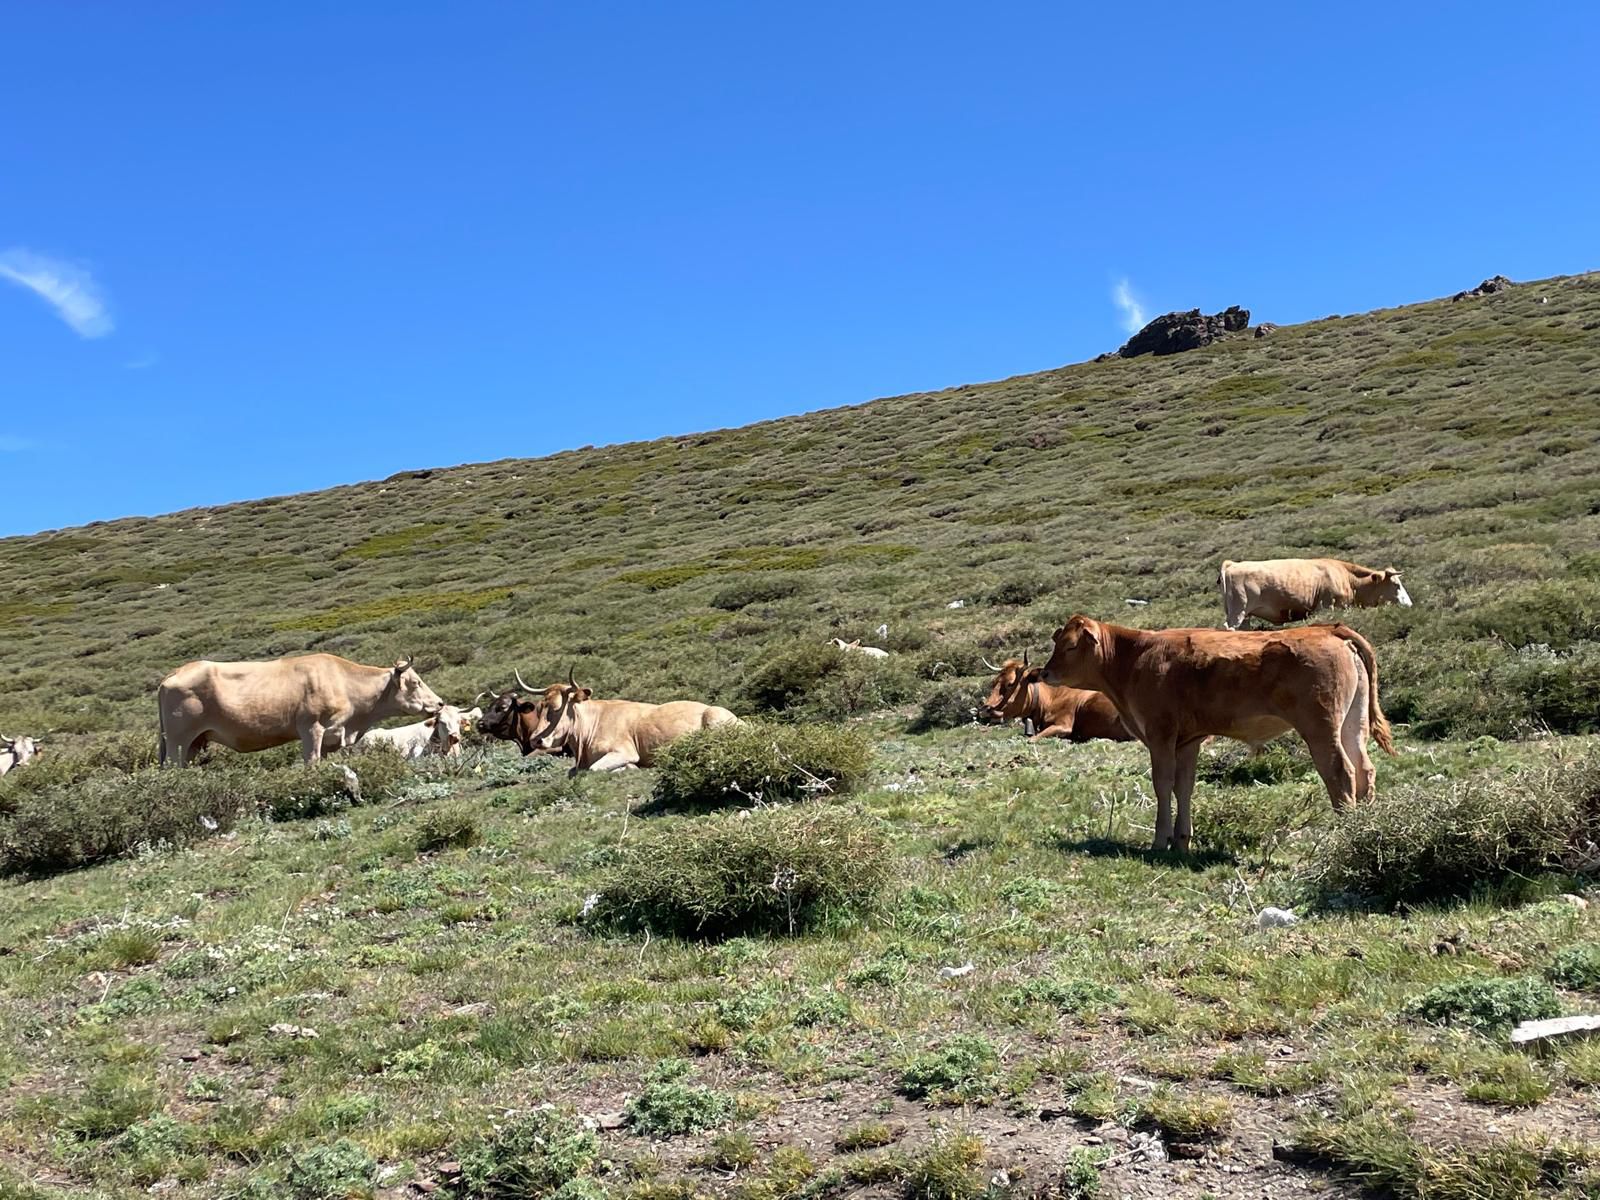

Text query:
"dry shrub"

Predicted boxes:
[[589, 804, 890, 938], [1309, 755, 1598, 907], [651, 721, 872, 808]]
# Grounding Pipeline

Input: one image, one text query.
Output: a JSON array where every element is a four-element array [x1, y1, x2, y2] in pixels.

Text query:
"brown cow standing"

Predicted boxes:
[[1220, 557, 1412, 628], [477, 670, 738, 774], [1037, 616, 1395, 853], [978, 656, 1132, 743]]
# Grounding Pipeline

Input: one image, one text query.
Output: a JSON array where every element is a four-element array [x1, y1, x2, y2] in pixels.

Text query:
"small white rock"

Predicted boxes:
[[946, 599, 966, 609], [1257, 907, 1299, 929], [580, 893, 601, 918], [937, 962, 975, 980], [1560, 893, 1589, 910]]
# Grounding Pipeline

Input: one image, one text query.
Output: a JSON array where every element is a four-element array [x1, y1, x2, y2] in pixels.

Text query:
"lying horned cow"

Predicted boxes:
[[1221, 557, 1411, 629], [0, 735, 43, 777], [158, 654, 444, 766], [1037, 616, 1394, 853], [478, 669, 738, 773], [978, 654, 1131, 743]]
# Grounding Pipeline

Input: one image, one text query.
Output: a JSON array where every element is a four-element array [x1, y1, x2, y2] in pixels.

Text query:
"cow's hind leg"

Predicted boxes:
[[1341, 664, 1376, 802], [1172, 737, 1205, 854], [1305, 727, 1357, 811], [586, 751, 640, 773], [1148, 745, 1177, 852]]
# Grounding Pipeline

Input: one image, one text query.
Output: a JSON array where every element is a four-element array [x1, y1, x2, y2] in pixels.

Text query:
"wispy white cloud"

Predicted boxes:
[[1112, 278, 1146, 334], [0, 435, 36, 453], [124, 351, 160, 370], [0, 248, 114, 338]]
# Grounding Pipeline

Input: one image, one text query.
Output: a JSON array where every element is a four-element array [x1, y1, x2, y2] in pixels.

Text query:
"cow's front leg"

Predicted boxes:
[[1172, 737, 1205, 854], [1148, 745, 1177, 852], [301, 722, 326, 764], [1028, 723, 1074, 741], [587, 751, 640, 773]]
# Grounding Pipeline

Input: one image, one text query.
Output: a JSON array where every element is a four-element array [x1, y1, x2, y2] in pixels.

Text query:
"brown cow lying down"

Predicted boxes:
[[1221, 557, 1412, 629], [978, 656, 1132, 743], [1038, 616, 1395, 853], [477, 670, 739, 773]]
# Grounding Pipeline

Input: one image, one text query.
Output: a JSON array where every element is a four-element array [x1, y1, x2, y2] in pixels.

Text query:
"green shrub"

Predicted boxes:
[[906, 683, 980, 733], [453, 1106, 599, 1198], [710, 576, 800, 610], [736, 642, 920, 720], [985, 573, 1054, 607], [624, 1059, 733, 1137], [898, 1035, 1001, 1105], [1455, 580, 1600, 650], [903, 1132, 988, 1200], [651, 722, 872, 808], [283, 1138, 377, 1200], [0, 769, 250, 877], [1492, 642, 1600, 735], [590, 805, 889, 938], [1547, 943, 1600, 992], [56, 1071, 161, 1141], [1197, 738, 1310, 786], [1404, 977, 1561, 1033], [1005, 976, 1117, 1015], [1308, 764, 1591, 907], [1137, 1088, 1232, 1141], [415, 802, 482, 852]]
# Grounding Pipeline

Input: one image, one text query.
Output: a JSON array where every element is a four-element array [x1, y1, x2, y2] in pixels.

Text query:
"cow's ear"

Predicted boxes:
[[424, 718, 436, 728], [577, 687, 593, 701]]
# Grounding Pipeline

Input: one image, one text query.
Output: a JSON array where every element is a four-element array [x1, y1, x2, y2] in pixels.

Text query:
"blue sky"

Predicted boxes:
[[3, 4, 1597, 537]]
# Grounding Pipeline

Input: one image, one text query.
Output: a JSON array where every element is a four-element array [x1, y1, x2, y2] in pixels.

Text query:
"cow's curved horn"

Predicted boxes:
[[513, 668, 535, 692], [1023, 649, 1031, 668], [396, 654, 414, 672], [473, 691, 492, 704], [980, 657, 1000, 672], [568, 664, 578, 689]]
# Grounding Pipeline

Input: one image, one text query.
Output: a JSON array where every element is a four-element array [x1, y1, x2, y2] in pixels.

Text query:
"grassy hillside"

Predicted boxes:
[[4, 272, 1598, 737], [3, 274, 1600, 1200]]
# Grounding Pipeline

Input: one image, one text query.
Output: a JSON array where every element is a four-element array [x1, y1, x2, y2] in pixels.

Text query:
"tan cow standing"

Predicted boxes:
[[477, 670, 738, 773], [158, 654, 444, 766], [1220, 557, 1412, 628], [978, 656, 1132, 743], [1039, 616, 1395, 853]]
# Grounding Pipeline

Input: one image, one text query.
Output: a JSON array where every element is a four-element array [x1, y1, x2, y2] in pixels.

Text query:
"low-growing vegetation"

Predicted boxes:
[[650, 721, 873, 808], [588, 804, 890, 937]]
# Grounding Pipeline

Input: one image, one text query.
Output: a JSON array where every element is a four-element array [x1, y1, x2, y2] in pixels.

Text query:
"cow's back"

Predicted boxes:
[[1223, 558, 1346, 624]]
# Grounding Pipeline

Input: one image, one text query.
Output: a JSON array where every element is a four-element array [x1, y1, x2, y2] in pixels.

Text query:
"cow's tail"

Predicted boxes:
[[1219, 560, 1239, 629], [1331, 625, 1395, 756]]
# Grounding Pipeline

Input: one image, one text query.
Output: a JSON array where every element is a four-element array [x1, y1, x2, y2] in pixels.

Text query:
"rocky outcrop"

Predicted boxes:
[[1452, 275, 1513, 302], [1116, 305, 1250, 358], [1254, 322, 1278, 339]]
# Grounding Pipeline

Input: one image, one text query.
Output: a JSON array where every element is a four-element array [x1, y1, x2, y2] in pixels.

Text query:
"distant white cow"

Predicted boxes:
[[362, 704, 477, 759], [0, 735, 43, 777], [827, 637, 890, 659]]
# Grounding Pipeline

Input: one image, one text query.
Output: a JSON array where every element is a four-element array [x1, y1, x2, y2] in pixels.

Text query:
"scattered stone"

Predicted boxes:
[[937, 962, 975, 980], [1452, 274, 1514, 301], [1125, 598, 1149, 607], [1257, 906, 1299, 929], [1511, 1015, 1600, 1046], [1168, 1142, 1207, 1160], [267, 1022, 319, 1039], [437, 1162, 462, 1178], [1116, 305, 1251, 358], [1254, 322, 1278, 338], [1559, 893, 1589, 910], [449, 1002, 493, 1019], [946, 599, 966, 609], [178, 1050, 202, 1062]]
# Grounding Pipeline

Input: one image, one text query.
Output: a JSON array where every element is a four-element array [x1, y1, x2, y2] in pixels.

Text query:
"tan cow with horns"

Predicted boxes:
[[158, 654, 445, 766], [476, 668, 738, 773], [1220, 557, 1412, 628], [1037, 616, 1394, 853], [978, 654, 1132, 743]]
